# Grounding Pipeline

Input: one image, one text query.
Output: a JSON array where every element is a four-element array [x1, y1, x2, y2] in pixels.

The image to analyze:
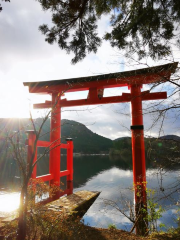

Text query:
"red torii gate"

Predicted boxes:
[[24, 62, 177, 234]]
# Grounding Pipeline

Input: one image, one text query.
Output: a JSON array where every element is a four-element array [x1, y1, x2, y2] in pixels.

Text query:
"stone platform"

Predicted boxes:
[[47, 190, 100, 217], [0, 190, 100, 227]]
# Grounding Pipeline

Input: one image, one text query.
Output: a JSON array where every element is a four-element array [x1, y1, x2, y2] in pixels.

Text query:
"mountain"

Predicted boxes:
[[60, 120, 113, 153], [159, 135, 180, 141], [0, 118, 113, 154], [0, 118, 179, 187], [110, 137, 132, 158], [111, 135, 180, 168], [0, 118, 179, 155], [113, 137, 131, 142]]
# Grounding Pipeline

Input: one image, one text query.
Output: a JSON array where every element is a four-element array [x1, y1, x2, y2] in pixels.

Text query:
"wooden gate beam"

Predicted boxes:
[[33, 91, 167, 109]]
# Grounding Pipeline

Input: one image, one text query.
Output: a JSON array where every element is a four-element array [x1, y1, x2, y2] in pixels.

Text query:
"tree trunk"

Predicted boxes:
[[17, 185, 28, 240]]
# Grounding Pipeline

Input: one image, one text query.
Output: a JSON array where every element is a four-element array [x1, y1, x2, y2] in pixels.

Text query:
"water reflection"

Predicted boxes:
[[0, 155, 179, 231], [72, 155, 132, 188], [74, 166, 134, 230], [73, 160, 180, 230]]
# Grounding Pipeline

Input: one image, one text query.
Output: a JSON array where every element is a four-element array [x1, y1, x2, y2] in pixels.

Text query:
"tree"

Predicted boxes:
[[37, 0, 180, 142], [7, 93, 63, 240], [37, 0, 180, 63]]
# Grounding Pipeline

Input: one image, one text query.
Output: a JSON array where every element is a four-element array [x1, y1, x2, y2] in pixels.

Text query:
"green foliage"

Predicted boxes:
[[146, 188, 165, 233], [37, 0, 180, 63], [109, 137, 132, 166], [109, 148, 121, 156], [111, 136, 180, 168], [108, 223, 117, 230], [167, 224, 180, 237], [113, 137, 131, 151], [38, 0, 101, 64], [150, 226, 180, 239], [144, 137, 180, 168]]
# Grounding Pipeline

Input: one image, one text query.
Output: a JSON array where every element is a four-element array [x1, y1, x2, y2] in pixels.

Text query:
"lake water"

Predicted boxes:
[[0, 155, 180, 231]]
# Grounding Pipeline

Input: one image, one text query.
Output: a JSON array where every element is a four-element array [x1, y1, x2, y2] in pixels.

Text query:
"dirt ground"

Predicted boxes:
[[1, 224, 180, 240], [1, 212, 180, 240], [65, 225, 180, 240], [74, 226, 146, 240]]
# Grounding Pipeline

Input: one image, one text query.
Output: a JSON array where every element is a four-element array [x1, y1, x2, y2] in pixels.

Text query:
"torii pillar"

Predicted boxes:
[[49, 93, 61, 196], [130, 84, 147, 234]]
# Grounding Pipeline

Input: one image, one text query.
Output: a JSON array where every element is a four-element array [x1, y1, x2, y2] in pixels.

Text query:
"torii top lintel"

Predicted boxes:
[[23, 62, 178, 108], [24, 63, 177, 94]]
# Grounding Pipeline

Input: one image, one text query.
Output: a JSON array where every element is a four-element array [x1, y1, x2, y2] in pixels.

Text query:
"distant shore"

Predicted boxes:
[[69, 153, 109, 156]]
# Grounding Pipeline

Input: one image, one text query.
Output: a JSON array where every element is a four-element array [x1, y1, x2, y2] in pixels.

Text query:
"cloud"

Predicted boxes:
[[61, 103, 131, 140], [75, 167, 180, 229], [0, 0, 179, 139]]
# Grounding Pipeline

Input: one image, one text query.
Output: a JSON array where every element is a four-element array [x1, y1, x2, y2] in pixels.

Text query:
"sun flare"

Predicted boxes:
[[0, 192, 20, 212]]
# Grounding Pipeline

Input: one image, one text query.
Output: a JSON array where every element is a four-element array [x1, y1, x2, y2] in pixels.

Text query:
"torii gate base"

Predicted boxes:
[[26, 130, 73, 200], [24, 62, 177, 235]]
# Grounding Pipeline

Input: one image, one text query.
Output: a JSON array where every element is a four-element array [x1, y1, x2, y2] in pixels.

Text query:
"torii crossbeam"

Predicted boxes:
[[24, 62, 177, 235]]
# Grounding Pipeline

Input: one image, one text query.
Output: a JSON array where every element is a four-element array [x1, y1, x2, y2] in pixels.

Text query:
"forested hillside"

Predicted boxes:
[[110, 136, 180, 168], [0, 118, 179, 161], [0, 118, 179, 188], [0, 118, 113, 154]]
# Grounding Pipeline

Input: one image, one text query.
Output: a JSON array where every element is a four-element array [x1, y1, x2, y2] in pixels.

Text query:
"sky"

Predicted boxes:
[[0, 0, 179, 139]]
